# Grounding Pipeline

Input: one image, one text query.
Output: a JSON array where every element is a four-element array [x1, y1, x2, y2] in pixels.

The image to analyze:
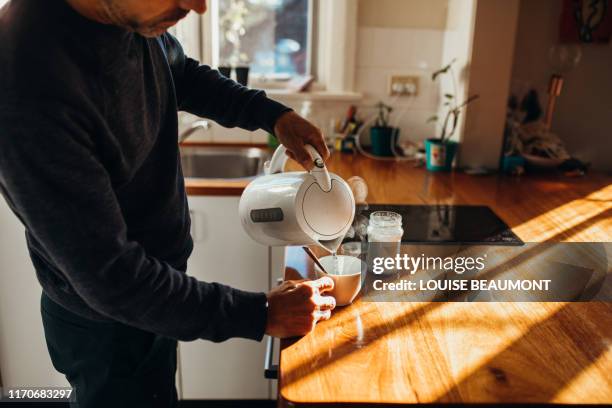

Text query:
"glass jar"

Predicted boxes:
[[366, 211, 403, 276], [367, 211, 403, 243]]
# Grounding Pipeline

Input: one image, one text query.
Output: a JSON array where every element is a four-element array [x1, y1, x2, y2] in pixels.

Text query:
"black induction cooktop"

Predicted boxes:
[[358, 204, 523, 245]]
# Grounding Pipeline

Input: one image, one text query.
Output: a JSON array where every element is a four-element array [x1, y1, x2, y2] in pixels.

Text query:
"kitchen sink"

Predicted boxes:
[[180, 146, 270, 179]]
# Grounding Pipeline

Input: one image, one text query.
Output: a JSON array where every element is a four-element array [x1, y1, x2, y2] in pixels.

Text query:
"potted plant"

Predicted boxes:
[[426, 59, 479, 171], [370, 101, 399, 157]]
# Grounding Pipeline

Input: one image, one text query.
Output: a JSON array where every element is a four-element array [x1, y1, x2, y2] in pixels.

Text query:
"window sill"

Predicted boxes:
[[263, 89, 363, 102]]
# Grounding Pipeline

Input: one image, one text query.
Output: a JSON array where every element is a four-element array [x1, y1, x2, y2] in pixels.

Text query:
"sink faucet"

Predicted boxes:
[[179, 120, 211, 144]]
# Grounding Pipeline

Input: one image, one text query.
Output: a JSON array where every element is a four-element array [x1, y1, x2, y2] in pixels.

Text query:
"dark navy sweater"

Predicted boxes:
[[0, 0, 290, 341]]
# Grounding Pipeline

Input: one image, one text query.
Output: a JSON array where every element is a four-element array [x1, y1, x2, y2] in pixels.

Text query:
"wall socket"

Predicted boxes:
[[389, 75, 419, 96]]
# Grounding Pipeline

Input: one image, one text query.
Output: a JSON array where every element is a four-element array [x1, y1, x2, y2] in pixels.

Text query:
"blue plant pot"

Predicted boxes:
[[370, 127, 399, 157], [501, 155, 525, 174], [425, 139, 458, 172]]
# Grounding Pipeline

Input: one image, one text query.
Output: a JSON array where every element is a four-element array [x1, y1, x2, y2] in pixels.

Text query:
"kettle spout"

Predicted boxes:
[[317, 237, 344, 254]]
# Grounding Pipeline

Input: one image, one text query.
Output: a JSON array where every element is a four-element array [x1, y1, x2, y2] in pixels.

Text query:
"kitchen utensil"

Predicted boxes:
[[302, 246, 328, 273], [239, 144, 355, 253], [314, 255, 364, 306]]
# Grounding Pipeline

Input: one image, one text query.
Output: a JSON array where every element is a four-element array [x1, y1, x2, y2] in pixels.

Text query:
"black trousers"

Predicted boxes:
[[40, 293, 178, 408]]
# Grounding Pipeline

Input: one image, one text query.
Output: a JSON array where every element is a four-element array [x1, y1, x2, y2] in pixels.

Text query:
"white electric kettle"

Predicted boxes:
[[239, 144, 355, 253]]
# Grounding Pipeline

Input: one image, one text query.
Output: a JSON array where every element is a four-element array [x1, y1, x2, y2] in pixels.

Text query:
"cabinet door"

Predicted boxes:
[[0, 200, 69, 388], [179, 196, 270, 400], [270, 247, 286, 289]]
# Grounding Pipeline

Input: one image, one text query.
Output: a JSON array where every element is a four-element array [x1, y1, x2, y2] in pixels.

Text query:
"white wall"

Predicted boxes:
[[354, 0, 449, 143], [438, 0, 477, 146], [459, 0, 520, 169], [0, 200, 69, 388], [354, 24, 445, 142], [358, 0, 448, 30], [511, 0, 612, 171], [354, 0, 521, 170]]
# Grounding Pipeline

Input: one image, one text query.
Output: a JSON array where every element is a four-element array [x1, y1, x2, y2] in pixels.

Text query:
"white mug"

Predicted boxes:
[[314, 255, 365, 306]]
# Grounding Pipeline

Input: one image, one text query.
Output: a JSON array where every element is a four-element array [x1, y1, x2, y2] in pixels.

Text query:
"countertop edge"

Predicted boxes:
[[184, 179, 251, 196]]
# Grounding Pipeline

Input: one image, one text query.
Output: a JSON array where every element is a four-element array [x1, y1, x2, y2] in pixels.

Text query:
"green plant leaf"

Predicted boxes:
[[444, 93, 454, 99], [431, 59, 457, 81], [426, 115, 439, 123], [431, 67, 448, 81]]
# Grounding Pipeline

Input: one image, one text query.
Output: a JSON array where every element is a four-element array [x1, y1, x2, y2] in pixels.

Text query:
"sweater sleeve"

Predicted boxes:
[[159, 34, 291, 135], [0, 107, 268, 342]]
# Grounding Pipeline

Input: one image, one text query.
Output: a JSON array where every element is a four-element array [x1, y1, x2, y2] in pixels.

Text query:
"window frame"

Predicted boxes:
[[194, 0, 358, 93]]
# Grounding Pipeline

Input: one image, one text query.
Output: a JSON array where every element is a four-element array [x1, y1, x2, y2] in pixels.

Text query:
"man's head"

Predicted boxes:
[[68, 0, 207, 37]]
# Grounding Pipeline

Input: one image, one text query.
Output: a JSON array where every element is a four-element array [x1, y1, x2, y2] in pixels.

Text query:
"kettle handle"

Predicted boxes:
[[266, 144, 332, 192]]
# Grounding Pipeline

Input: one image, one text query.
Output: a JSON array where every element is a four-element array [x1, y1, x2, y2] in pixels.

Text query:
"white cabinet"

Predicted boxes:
[[270, 247, 286, 288], [178, 196, 272, 400], [0, 199, 69, 388], [0, 194, 278, 399]]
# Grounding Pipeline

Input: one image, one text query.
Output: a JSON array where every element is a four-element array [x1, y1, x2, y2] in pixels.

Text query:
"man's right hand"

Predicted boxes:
[[265, 277, 336, 338]]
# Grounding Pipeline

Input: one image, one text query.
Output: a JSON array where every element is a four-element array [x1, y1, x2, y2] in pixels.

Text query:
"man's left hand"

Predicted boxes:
[[273, 111, 330, 170]]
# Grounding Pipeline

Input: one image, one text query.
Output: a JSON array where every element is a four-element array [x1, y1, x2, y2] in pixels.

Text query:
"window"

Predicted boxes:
[[175, 0, 358, 94], [212, 0, 313, 79], [216, 0, 311, 78]]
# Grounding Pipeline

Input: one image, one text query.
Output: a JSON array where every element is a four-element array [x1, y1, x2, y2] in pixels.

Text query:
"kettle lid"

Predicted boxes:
[[302, 179, 354, 236]]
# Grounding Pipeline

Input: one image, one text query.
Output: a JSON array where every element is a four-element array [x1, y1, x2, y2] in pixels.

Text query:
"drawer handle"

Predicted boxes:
[[264, 335, 278, 380]]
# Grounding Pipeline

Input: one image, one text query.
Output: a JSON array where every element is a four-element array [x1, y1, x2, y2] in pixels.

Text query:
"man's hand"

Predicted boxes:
[[273, 111, 330, 170], [265, 277, 336, 338]]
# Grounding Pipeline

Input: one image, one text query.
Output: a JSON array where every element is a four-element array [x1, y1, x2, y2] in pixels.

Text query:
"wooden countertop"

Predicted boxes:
[[279, 153, 612, 405], [184, 177, 251, 196]]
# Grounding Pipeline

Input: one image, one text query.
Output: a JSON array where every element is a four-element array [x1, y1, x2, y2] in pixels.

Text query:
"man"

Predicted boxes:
[[0, 0, 336, 406]]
